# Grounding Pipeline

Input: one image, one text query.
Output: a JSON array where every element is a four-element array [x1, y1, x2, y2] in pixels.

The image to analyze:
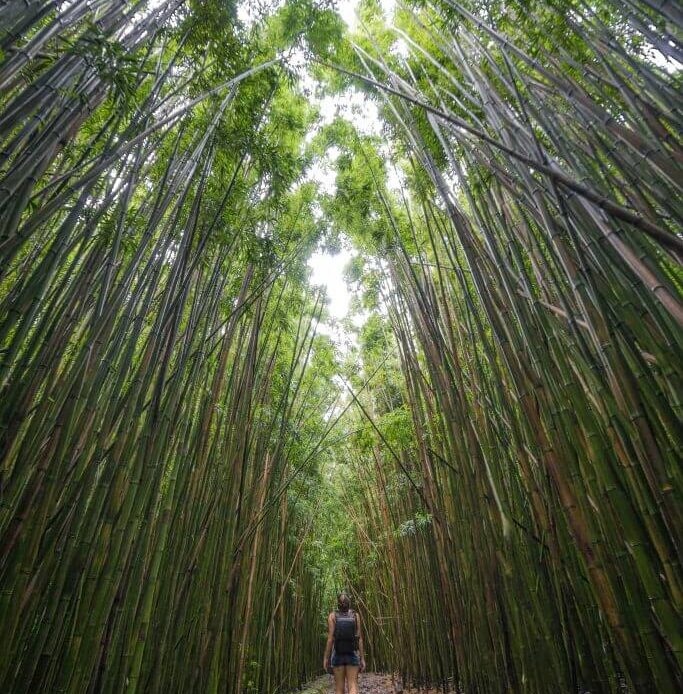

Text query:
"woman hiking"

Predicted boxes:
[[323, 592, 366, 694]]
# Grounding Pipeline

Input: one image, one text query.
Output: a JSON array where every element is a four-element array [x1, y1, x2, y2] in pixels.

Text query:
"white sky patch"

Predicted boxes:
[[390, 37, 410, 59], [315, 88, 383, 136], [304, 145, 339, 194], [337, 0, 358, 28], [309, 247, 354, 320], [308, 246, 364, 357], [338, 0, 396, 28], [647, 47, 682, 74]]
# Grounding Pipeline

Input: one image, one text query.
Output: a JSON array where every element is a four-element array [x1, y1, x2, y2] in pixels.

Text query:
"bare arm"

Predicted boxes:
[[323, 612, 335, 670], [356, 611, 366, 671]]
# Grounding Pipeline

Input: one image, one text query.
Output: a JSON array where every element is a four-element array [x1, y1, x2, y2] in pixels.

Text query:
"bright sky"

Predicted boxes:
[[304, 90, 382, 322], [303, 1, 395, 334], [308, 247, 354, 320], [236, 0, 397, 346]]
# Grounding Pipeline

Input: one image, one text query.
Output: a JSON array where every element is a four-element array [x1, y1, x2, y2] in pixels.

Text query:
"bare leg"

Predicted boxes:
[[346, 665, 360, 694], [333, 666, 345, 694]]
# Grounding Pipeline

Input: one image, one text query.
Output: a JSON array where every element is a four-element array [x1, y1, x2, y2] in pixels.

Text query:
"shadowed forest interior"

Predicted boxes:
[[0, 0, 681, 691]]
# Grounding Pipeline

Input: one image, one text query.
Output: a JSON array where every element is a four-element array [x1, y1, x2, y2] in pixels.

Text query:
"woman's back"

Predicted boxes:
[[323, 593, 365, 694]]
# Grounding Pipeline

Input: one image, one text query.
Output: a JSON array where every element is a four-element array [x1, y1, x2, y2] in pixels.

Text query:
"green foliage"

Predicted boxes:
[[75, 26, 144, 108], [0, 0, 680, 692], [395, 511, 432, 537], [259, 0, 344, 58]]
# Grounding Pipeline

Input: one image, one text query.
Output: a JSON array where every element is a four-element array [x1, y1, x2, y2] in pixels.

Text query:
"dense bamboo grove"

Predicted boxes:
[[329, 0, 683, 691], [0, 1, 343, 690], [1, 0, 682, 692]]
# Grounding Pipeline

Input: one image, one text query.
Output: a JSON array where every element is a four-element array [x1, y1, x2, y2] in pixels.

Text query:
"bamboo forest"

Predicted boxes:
[[0, 0, 681, 692]]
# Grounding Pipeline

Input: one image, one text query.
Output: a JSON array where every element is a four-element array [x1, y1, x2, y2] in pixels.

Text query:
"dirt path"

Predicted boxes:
[[304, 672, 441, 693]]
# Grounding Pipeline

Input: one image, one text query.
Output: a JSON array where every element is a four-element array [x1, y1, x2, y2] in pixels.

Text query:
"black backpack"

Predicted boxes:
[[333, 610, 358, 655]]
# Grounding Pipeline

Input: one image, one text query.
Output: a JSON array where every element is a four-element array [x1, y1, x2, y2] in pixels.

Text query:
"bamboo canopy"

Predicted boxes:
[[0, 0, 681, 692]]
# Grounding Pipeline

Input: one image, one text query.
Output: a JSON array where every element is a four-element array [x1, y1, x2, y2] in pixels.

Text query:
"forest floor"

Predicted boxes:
[[302, 673, 443, 693]]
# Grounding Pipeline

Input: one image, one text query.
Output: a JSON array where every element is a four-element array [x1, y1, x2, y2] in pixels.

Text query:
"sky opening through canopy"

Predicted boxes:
[[238, 0, 399, 346]]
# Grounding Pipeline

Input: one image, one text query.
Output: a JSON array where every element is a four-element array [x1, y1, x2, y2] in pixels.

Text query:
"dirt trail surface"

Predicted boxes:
[[302, 673, 442, 693]]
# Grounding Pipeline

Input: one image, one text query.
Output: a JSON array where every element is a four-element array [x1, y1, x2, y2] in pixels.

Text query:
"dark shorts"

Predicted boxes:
[[331, 650, 360, 667]]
